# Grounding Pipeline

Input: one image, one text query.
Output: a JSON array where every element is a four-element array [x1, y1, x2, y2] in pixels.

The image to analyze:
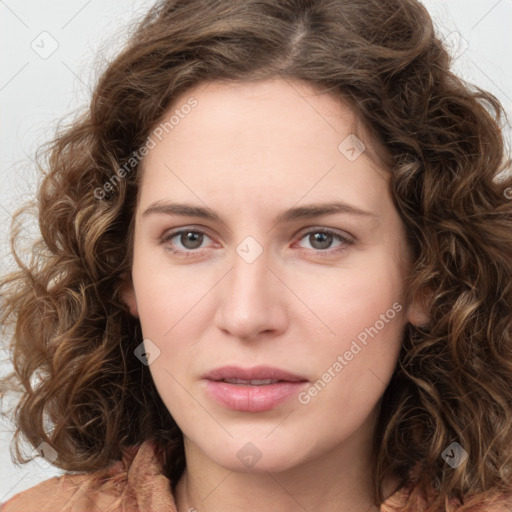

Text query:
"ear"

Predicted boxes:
[[120, 276, 139, 318], [406, 286, 432, 327]]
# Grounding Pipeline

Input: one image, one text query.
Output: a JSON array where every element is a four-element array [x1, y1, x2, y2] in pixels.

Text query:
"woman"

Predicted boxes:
[[1, 0, 512, 510]]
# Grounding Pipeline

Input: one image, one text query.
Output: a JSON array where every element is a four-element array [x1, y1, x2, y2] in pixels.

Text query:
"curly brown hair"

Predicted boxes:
[[2, 0, 512, 510]]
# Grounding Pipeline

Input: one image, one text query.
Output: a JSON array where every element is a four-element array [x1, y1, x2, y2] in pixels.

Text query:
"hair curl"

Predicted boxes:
[[1, 0, 512, 510]]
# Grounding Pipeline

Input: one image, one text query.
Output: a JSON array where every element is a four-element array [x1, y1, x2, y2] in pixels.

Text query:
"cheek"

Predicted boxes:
[[130, 245, 200, 334], [297, 298, 405, 431], [305, 252, 405, 337], [300, 253, 406, 386]]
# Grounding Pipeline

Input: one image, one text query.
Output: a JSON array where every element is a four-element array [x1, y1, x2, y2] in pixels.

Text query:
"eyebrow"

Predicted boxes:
[[142, 200, 377, 224]]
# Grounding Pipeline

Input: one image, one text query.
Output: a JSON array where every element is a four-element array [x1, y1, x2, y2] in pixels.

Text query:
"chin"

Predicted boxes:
[[200, 437, 309, 474]]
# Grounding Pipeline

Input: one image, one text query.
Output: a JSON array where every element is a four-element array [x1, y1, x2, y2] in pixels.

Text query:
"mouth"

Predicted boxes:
[[220, 378, 289, 386], [202, 365, 308, 383], [202, 365, 309, 412]]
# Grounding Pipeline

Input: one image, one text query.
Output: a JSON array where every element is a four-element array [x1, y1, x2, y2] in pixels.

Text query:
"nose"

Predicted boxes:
[[213, 246, 289, 341]]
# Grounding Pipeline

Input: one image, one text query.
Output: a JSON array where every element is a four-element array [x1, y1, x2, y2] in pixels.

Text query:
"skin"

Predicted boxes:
[[122, 77, 428, 512]]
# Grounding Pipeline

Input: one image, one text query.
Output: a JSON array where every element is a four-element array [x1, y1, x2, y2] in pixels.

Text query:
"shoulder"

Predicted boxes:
[[1, 472, 121, 512], [1, 440, 177, 512], [380, 465, 512, 512]]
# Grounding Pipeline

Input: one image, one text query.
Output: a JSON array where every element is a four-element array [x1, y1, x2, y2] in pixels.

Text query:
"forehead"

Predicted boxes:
[[158, 78, 366, 153], [137, 77, 392, 217]]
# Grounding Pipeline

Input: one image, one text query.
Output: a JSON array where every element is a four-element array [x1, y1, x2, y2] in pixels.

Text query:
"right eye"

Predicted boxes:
[[161, 228, 215, 256]]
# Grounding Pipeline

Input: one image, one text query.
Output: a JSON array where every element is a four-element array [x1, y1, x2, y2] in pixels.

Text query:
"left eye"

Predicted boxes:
[[161, 228, 352, 255], [296, 229, 351, 252]]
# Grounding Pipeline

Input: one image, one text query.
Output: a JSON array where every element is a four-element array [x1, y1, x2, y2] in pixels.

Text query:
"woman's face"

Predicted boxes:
[[123, 77, 427, 473]]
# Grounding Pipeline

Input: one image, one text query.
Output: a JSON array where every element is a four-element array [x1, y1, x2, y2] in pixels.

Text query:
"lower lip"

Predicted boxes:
[[204, 380, 308, 412]]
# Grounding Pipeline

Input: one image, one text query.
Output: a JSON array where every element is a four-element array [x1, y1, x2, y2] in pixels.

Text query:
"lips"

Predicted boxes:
[[222, 378, 280, 385], [202, 365, 307, 383], [202, 365, 309, 412]]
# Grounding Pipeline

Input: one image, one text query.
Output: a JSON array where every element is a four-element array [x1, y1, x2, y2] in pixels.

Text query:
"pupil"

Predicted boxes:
[[182, 232, 203, 249], [312, 232, 331, 250]]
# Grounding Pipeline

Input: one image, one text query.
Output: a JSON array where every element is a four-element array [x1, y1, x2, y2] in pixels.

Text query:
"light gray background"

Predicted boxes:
[[1, 0, 511, 503]]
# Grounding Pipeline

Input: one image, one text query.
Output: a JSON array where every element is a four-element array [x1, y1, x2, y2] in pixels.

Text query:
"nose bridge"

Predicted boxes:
[[229, 230, 270, 293], [229, 240, 272, 311], [214, 236, 287, 339]]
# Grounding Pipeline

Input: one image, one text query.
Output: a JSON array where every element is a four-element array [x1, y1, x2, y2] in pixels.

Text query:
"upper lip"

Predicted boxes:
[[203, 365, 308, 382]]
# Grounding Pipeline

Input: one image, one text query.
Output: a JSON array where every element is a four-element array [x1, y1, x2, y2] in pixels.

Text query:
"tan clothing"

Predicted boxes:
[[0, 440, 501, 511]]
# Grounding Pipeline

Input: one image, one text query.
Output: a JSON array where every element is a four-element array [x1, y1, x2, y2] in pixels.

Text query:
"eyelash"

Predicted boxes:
[[160, 227, 354, 258]]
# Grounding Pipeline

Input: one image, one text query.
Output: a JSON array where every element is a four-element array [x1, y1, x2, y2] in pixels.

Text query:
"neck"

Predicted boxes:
[[174, 426, 402, 512]]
